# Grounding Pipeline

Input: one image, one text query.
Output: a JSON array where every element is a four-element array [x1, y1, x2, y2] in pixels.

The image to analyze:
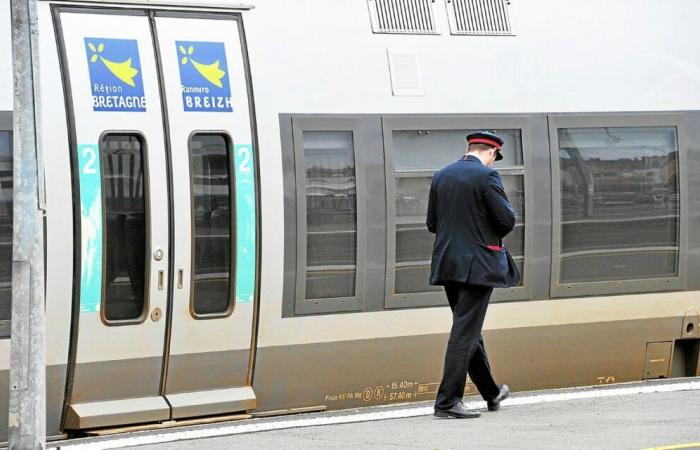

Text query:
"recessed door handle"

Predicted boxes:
[[177, 269, 183, 289], [158, 270, 164, 290]]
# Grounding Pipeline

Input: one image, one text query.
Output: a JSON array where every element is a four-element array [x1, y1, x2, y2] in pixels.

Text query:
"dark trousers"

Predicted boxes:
[[435, 282, 500, 410]]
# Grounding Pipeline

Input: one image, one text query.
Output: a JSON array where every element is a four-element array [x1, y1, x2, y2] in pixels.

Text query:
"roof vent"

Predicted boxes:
[[368, 0, 439, 35], [446, 0, 512, 35]]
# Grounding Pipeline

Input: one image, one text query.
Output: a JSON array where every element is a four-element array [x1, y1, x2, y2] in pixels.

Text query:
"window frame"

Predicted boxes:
[[548, 113, 688, 298], [382, 115, 534, 309], [187, 131, 237, 319], [0, 111, 12, 337], [98, 131, 151, 325], [288, 116, 385, 315]]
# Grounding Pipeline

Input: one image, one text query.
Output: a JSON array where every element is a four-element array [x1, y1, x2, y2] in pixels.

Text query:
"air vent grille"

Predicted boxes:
[[368, 0, 439, 35], [446, 0, 512, 35]]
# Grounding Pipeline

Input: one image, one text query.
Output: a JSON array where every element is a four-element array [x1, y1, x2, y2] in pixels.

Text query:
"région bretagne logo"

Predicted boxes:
[[85, 37, 146, 112]]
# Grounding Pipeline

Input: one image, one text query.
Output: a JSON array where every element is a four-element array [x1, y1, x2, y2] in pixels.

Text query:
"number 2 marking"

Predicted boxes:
[[82, 146, 97, 174], [238, 146, 251, 173]]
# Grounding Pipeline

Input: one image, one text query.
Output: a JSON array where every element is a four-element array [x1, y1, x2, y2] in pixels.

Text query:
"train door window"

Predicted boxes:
[[0, 128, 11, 329], [100, 134, 148, 322], [189, 133, 234, 317], [549, 115, 686, 297], [383, 117, 530, 308]]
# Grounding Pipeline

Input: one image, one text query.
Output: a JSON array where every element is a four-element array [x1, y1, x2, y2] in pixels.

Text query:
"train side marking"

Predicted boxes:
[[176, 41, 233, 112], [234, 144, 255, 304], [84, 38, 146, 112], [77, 144, 102, 313]]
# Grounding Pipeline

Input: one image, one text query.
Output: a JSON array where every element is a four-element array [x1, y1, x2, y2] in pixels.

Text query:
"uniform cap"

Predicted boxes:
[[467, 130, 504, 161]]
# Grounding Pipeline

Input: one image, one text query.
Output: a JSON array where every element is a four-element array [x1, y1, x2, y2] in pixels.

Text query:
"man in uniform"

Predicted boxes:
[[427, 130, 520, 419]]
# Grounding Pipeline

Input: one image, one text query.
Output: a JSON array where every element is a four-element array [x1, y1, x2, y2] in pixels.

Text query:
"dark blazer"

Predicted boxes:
[[427, 155, 520, 288]]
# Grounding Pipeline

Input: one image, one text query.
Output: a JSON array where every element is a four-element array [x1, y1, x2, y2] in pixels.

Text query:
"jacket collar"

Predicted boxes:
[[460, 154, 483, 165]]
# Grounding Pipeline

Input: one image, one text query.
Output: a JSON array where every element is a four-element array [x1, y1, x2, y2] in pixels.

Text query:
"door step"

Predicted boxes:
[[66, 386, 256, 431], [65, 396, 170, 430], [82, 413, 252, 436], [166, 386, 256, 419]]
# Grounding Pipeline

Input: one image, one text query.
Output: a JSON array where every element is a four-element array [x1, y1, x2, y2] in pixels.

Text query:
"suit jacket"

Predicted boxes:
[[426, 155, 520, 288]]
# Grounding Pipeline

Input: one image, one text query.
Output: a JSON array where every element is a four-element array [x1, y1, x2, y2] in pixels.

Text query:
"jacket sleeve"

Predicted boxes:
[[483, 171, 516, 237], [426, 175, 437, 234]]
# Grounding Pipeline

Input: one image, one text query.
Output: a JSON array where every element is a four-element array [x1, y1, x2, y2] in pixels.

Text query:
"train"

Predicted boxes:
[[0, 0, 699, 441]]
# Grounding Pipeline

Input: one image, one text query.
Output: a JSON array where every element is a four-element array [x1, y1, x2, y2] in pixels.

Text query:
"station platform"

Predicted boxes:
[[52, 378, 700, 450]]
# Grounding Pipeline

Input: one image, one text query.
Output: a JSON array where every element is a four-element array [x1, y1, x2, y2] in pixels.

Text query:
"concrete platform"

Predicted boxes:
[[52, 378, 700, 450]]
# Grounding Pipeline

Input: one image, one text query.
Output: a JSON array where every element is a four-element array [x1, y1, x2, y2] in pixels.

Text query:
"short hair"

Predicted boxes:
[[468, 143, 494, 152]]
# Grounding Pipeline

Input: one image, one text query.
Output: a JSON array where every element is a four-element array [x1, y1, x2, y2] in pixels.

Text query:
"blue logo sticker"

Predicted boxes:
[[85, 37, 146, 112], [176, 41, 233, 112]]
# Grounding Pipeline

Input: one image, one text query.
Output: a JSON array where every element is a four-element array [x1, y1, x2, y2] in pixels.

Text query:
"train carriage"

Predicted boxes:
[[0, 0, 699, 441]]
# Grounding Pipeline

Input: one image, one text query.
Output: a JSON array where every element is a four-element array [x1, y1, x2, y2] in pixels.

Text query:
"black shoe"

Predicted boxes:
[[434, 402, 481, 419], [487, 384, 510, 411]]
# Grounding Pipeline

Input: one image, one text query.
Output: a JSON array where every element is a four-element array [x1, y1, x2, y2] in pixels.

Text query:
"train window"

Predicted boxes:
[[189, 133, 234, 317], [282, 116, 382, 317], [302, 131, 358, 299], [391, 129, 525, 297], [100, 134, 148, 322], [0, 130, 11, 323], [557, 126, 679, 283]]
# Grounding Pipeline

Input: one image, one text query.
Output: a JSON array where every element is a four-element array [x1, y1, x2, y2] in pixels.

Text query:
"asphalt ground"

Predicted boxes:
[[52, 378, 700, 450]]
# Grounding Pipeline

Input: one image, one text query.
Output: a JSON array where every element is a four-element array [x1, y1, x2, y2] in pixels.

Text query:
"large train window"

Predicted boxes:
[[383, 117, 529, 308], [100, 134, 149, 322], [280, 115, 531, 315], [0, 128, 11, 329], [189, 133, 235, 317], [549, 115, 686, 297]]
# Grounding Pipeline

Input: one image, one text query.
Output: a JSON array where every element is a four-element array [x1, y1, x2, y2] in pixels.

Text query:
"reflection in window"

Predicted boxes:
[[392, 129, 523, 170], [303, 131, 357, 299], [392, 129, 525, 294], [558, 127, 679, 283], [502, 176, 525, 277], [394, 176, 441, 293], [0, 131, 11, 320], [190, 134, 233, 315], [101, 135, 147, 321]]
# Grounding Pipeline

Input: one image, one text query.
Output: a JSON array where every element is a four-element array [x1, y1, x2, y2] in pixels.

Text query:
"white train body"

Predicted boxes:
[[0, 0, 698, 439]]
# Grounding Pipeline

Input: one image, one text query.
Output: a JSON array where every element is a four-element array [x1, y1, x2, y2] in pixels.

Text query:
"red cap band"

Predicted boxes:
[[468, 138, 502, 149]]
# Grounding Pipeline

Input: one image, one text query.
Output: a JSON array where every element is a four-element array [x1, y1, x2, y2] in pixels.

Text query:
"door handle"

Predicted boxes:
[[157, 270, 164, 290], [177, 269, 184, 289]]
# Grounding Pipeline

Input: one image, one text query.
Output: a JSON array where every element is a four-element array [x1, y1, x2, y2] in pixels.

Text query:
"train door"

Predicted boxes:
[[153, 13, 258, 418], [55, 8, 258, 429]]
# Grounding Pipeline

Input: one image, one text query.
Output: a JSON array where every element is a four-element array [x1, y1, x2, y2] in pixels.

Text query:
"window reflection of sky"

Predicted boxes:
[[393, 129, 523, 170], [558, 127, 676, 161]]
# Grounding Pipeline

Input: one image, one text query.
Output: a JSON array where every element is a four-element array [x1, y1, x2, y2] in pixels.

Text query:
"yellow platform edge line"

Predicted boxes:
[[641, 442, 700, 450]]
